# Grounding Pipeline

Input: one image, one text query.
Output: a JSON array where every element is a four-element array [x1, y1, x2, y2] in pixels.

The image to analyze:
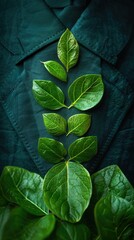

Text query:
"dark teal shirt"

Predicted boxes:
[[0, 0, 134, 185]]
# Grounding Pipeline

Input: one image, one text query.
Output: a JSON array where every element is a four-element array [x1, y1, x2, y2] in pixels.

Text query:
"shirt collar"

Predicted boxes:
[[17, 0, 134, 65], [44, 0, 71, 8], [72, 0, 134, 64]]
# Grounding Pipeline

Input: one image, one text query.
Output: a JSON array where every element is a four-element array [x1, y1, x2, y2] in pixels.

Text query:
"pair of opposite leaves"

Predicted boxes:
[[33, 75, 104, 111], [32, 29, 104, 111], [39, 112, 97, 164]]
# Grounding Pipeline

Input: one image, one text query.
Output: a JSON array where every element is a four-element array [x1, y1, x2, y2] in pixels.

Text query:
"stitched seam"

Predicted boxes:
[[74, 34, 117, 64], [0, 29, 65, 101], [103, 71, 130, 96], [0, 68, 19, 101], [0, 39, 17, 55], [89, 71, 134, 172], [16, 29, 65, 63], [89, 97, 133, 173], [110, 66, 134, 95], [2, 101, 44, 175]]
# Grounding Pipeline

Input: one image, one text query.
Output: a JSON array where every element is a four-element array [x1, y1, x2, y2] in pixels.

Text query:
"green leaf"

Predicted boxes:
[[43, 113, 67, 136], [0, 166, 49, 216], [42, 60, 67, 82], [32, 80, 66, 110], [67, 114, 91, 136], [55, 222, 91, 240], [68, 74, 104, 110], [120, 227, 134, 240], [68, 136, 97, 163], [38, 138, 67, 164], [95, 193, 134, 240], [0, 206, 11, 240], [91, 165, 134, 206], [2, 207, 56, 240], [43, 161, 92, 223], [86, 165, 134, 239], [57, 29, 79, 72], [0, 185, 8, 207]]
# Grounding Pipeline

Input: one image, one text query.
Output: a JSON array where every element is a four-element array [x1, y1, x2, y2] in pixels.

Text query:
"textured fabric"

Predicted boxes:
[[0, 0, 134, 185]]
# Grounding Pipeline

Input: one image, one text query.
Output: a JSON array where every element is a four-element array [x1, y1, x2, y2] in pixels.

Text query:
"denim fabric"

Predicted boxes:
[[0, 0, 134, 185]]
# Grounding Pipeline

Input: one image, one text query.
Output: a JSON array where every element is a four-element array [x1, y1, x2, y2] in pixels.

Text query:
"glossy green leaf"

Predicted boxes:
[[0, 206, 11, 239], [120, 227, 134, 240], [43, 60, 67, 82], [67, 114, 91, 136], [38, 138, 67, 164], [95, 193, 134, 240], [86, 165, 134, 239], [57, 29, 79, 72], [2, 207, 56, 240], [91, 165, 134, 206], [44, 161, 92, 223], [0, 185, 7, 207], [68, 74, 104, 110], [32, 80, 66, 110], [55, 222, 91, 240], [68, 136, 97, 163], [43, 113, 67, 136], [0, 166, 49, 216]]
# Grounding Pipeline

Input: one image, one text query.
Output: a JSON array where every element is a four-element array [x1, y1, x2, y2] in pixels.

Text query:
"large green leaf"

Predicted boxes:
[[0, 206, 11, 240], [85, 165, 134, 239], [0, 185, 7, 207], [57, 29, 79, 72], [68, 74, 104, 110], [32, 80, 66, 110], [43, 161, 92, 223], [43, 113, 67, 136], [120, 227, 134, 240], [2, 207, 55, 240], [42, 60, 67, 82], [91, 165, 134, 206], [68, 136, 97, 163], [55, 222, 91, 240], [67, 114, 91, 136], [38, 138, 67, 164], [95, 193, 134, 240], [0, 166, 49, 216]]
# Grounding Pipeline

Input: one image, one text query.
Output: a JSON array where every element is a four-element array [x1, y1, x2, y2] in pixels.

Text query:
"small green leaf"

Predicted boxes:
[[57, 29, 79, 72], [68, 74, 104, 110], [55, 222, 91, 240], [43, 161, 92, 223], [67, 114, 91, 136], [32, 80, 66, 110], [68, 136, 97, 163], [38, 138, 67, 164], [2, 207, 56, 240], [95, 193, 134, 240], [43, 113, 67, 136], [0, 166, 49, 216], [42, 60, 67, 82]]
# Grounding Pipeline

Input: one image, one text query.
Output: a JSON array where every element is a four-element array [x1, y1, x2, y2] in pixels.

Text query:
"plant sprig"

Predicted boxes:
[[32, 29, 103, 223]]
